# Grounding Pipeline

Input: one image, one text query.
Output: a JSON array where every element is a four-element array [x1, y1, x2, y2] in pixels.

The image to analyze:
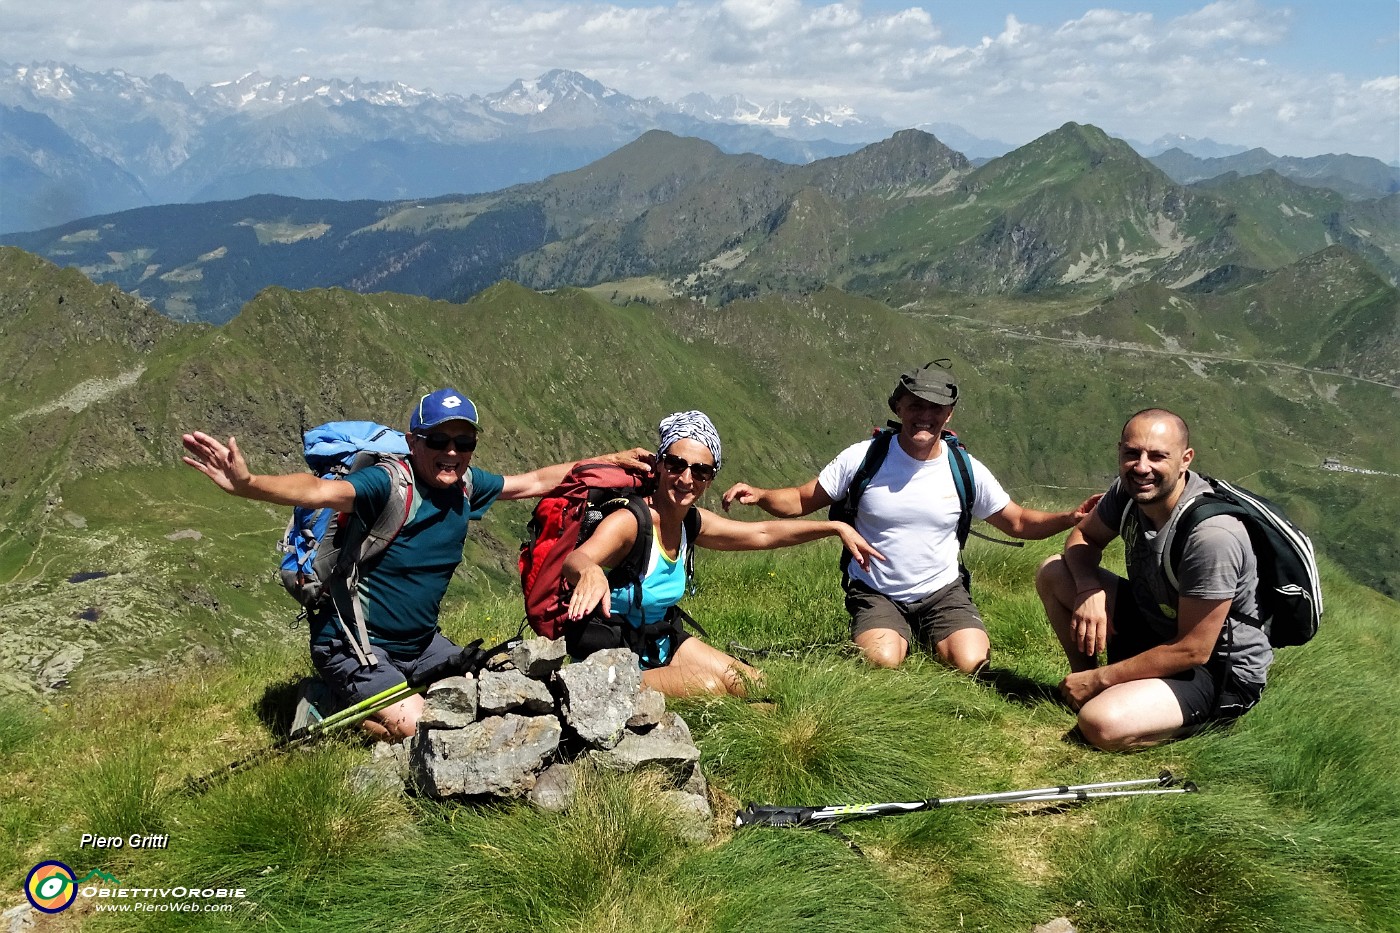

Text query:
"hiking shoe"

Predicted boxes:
[[290, 678, 331, 736]]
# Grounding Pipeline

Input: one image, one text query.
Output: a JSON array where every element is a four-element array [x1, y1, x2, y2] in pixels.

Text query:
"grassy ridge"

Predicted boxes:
[[4, 538, 1396, 931]]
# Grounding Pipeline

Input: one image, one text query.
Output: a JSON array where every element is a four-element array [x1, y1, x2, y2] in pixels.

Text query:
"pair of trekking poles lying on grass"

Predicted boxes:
[[734, 770, 1197, 830]]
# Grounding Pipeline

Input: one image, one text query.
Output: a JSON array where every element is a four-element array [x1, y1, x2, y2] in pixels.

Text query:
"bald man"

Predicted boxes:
[[1035, 408, 1272, 751]]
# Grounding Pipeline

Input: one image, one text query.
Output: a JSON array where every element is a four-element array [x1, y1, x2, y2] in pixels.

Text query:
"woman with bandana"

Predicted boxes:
[[562, 411, 883, 697]]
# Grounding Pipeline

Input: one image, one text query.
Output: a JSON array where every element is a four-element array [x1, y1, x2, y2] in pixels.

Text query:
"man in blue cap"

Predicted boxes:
[[182, 388, 650, 740]]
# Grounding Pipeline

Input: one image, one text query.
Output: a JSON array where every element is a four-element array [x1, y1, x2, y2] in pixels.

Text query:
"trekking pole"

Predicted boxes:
[[735, 771, 1195, 829], [184, 635, 517, 792]]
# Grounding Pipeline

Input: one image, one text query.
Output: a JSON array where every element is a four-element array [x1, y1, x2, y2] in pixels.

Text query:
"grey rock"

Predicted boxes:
[[557, 648, 641, 749], [591, 712, 700, 781], [1031, 919, 1077, 933], [40, 645, 83, 689], [420, 675, 478, 728], [527, 761, 578, 812], [627, 687, 667, 730], [509, 636, 568, 679], [478, 669, 555, 715], [680, 761, 709, 798], [659, 790, 714, 844], [3, 903, 35, 933], [352, 741, 410, 795], [413, 714, 562, 798]]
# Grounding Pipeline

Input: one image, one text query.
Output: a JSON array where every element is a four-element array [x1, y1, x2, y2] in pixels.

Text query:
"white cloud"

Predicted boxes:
[[0, 0, 1394, 160]]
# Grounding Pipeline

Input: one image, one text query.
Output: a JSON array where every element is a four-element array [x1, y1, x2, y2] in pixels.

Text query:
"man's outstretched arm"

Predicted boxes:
[[182, 431, 355, 511], [983, 494, 1102, 540], [720, 477, 833, 518], [499, 447, 654, 500], [1060, 596, 1230, 710]]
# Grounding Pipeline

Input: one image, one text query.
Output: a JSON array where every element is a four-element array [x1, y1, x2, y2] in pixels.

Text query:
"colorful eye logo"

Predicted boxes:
[[25, 861, 77, 913]]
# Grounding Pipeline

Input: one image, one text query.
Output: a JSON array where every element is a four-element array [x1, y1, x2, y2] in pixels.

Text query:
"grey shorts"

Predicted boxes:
[[310, 631, 464, 708], [1107, 577, 1264, 728], [845, 577, 986, 650]]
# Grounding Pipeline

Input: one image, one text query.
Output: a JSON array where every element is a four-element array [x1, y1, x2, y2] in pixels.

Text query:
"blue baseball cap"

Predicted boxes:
[[411, 388, 480, 432]]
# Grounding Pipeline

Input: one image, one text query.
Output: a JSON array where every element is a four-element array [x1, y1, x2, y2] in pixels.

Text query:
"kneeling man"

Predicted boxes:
[[1035, 408, 1271, 751]]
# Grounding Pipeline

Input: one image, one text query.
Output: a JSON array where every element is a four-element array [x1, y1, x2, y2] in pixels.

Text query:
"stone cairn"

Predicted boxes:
[[361, 638, 713, 841]]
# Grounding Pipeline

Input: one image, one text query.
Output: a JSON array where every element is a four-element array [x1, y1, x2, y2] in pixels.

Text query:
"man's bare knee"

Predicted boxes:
[[1035, 554, 1069, 596], [949, 649, 990, 675], [1078, 706, 1143, 752], [861, 640, 910, 668]]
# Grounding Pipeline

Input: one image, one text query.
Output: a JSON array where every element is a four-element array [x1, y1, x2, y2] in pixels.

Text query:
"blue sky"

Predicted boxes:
[[2, 0, 1396, 160]]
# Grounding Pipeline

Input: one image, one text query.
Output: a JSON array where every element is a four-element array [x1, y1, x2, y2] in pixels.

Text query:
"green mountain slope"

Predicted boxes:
[[7, 125, 1395, 324], [1027, 246, 1400, 382], [1192, 171, 1400, 283]]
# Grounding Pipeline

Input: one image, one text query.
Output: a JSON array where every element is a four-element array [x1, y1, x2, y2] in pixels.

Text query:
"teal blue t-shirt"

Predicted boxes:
[[310, 463, 504, 659]]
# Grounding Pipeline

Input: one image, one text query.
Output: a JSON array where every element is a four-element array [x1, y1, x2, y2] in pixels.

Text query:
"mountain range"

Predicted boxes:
[[5, 122, 1397, 351], [5, 61, 1396, 236]]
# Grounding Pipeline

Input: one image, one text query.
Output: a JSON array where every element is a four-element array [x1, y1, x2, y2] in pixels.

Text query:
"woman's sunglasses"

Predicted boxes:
[[414, 431, 478, 451], [660, 453, 716, 482]]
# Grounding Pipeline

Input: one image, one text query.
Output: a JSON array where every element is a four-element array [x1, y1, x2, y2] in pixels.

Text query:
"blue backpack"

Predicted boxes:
[[277, 421, 417, 667]]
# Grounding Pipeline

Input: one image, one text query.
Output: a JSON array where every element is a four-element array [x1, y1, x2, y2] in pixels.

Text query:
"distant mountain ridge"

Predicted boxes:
[[5, 123, 1397, 327], [1151, 147, 1400, 201], [7, 60, 1398, 238], [0, 61, 886, 233]]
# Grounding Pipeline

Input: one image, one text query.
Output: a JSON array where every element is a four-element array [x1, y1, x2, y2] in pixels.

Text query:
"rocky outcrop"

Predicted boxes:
[[407, 637, 711, 835]]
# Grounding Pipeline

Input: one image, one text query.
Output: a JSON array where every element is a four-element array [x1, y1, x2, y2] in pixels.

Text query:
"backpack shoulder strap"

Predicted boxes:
[[682, 506, 701, 593], [847, 429, 896, 518], [328, 456, 417, 668], [833, 429, 895, 580], [359, 458, 417, 560], [1161, 478, 1264, 626], [942, 431, 975, 550]]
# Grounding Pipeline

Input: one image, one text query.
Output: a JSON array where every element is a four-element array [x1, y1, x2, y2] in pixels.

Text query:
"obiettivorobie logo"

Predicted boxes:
[[23, 860, 247, 915], [24, 861, 122, 913]]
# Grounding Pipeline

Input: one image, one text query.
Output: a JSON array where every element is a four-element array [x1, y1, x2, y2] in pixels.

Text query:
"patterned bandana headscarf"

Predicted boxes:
[[657, 410, 722, 471]]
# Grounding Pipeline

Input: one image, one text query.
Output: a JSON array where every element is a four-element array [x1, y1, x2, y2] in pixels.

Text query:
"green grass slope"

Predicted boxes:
[[2, 542, 1396, 932]]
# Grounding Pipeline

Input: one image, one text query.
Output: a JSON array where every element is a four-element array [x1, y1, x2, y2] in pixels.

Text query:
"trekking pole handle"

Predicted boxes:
[[734, 805, 821, 828], [407, 639, 485, 689]]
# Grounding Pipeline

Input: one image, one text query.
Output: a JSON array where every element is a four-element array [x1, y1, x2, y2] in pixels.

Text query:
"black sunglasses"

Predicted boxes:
[[660, 452, 716, 481], [414, 431, 478, 451]]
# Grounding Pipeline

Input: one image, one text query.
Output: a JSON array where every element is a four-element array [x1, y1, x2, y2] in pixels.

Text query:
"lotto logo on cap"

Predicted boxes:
[[412, 388, 480, 431]]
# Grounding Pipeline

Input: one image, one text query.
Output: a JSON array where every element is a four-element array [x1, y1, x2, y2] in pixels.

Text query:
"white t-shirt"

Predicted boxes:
[[818, 436, 1011, 601]]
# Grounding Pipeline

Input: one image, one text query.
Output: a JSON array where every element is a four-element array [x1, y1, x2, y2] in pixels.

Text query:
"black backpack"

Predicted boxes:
[[1133, 475, 1323, 648], [829, 425, 978, 585]]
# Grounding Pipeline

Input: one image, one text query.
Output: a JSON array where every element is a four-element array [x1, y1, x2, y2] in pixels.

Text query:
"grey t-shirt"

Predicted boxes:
[[1097, 471, 1273, 686]]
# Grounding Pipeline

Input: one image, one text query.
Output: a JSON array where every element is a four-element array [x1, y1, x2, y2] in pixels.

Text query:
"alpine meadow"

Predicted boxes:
[[1, 114, 1398, 932]]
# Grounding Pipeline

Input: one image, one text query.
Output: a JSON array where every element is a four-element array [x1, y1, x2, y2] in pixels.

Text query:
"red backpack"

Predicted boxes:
[[519, 461, 698, 638]]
